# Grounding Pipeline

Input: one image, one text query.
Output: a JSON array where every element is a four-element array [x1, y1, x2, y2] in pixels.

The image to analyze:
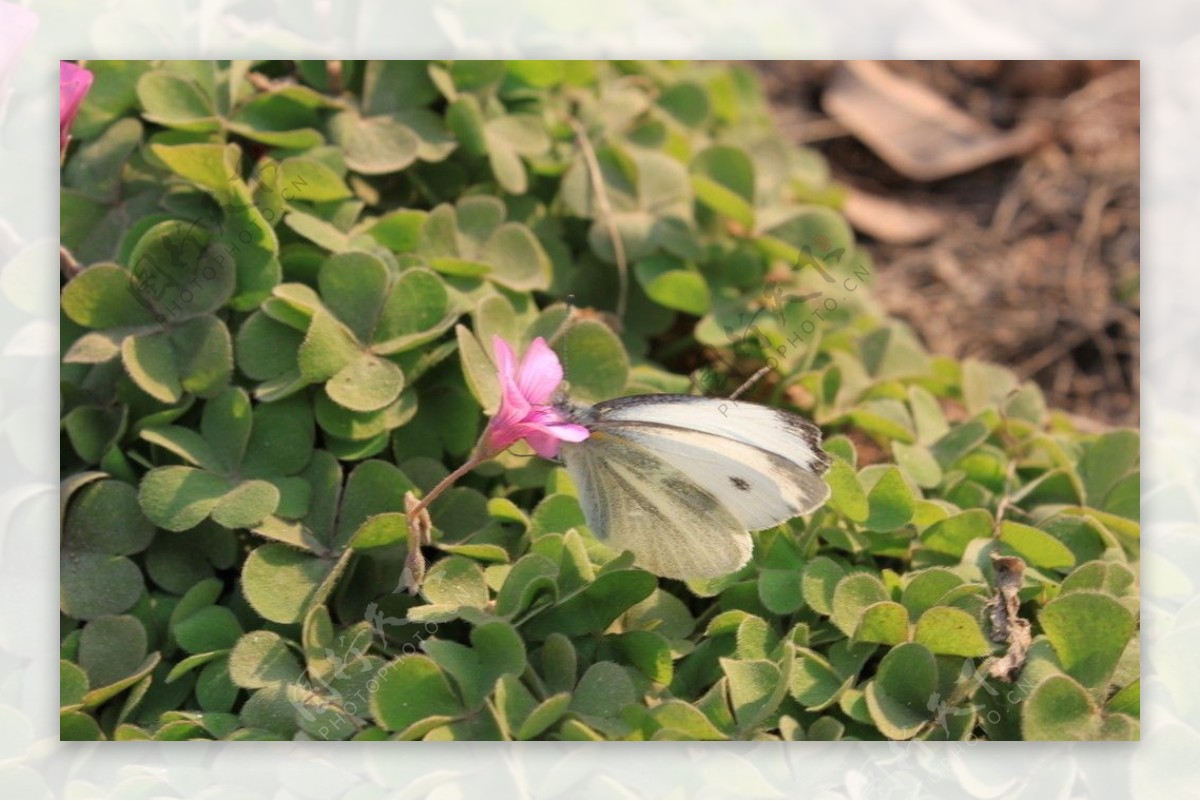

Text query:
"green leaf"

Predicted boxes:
[[900, 568, 964, 618], [1107, 679, 1140, 717], [150, 143, 233, 197], [318, 252, 390, 342], [73, 60, 153, 138], [137, 71, 218, 131], [363, 61, 440, 113], [446, 95, 488, 156], [961, 358, 1018, 415], [424, 621, 526, 711], [864, 642, 937, 740], [174, 606, 243, 654], [856, 601, 909, 646], [276, 158, 352, 202], [517, 692, 573, 740], [122, 330, 184, 403], [998, 521, 1076, 571], [801, 557, 846, 616], [61, 711, 105, 741], [830, 573, 889, 637], [171, 316, 234, 397], [335, 460, 416, 547], [227, 87, 326, 149], [241, 544, 348, 624], [421, 556, 489, 608], [239, 682, 301, 738], [196, 659, 239, 713], [127, 219, 232, 318], [691, 145, 755, 228], [370, 655, 463, 736], [523, 569, 655, 640], [612, 630, 674, 684], [373, 268, 456, 353], [1039, 590, 1135, 689], [366, 209, 426, 253], [634, 255, 710, 315], [138, 466, 230, 532], [863, 467, 915, 532], [912, 607, 991, 657], [329, 110, 420, 175], [78, 615, 148, 689], [920, 509, 992, 559], [825, 460, 868, 522], [892, 442, 943, 489], [1078, 429, 1139, 507], [553, 319, 629, 404], [456, 325, 501, 414], [1022, 673, 1101, 740], [61, 660, 90, 709], [61, 263, 157, 328], [200, 387, 253, 470], [930, 419, 992, 469], [348, 512, 410, 551], [165, 650, 226, 683], [481, 223, 552, 292], [63, 479, 156, 556], [326, 352, 405, 413], [790, 649, 847, 710], [229, 631, 303, 689], [758, 568, 806, 615], [570, 661, 635, 720], [284, 212, 350, 253], [297, 308, 360, 383], [61, 552, 145, 620]]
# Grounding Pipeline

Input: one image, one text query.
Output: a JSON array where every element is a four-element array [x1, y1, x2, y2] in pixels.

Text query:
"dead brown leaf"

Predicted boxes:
[[822, 61, 1050, 181]]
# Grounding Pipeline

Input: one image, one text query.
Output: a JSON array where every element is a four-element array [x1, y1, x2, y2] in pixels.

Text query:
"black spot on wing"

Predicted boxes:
[[730, 476, 751, 491]]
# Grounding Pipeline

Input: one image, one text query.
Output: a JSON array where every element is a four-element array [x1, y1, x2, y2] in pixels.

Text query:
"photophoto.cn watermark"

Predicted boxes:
[[701, 237, 872, 413], [288, 571, 436, 740], [125, 162, 310, 327]]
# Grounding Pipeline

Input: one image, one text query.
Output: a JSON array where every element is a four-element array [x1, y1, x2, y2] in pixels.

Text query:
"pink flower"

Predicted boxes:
[[60, 61, 93, 155], [483, 336, 589, 459]]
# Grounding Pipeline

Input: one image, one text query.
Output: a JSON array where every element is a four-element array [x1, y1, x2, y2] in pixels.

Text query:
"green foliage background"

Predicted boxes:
[[60, 60, 1139, 741]]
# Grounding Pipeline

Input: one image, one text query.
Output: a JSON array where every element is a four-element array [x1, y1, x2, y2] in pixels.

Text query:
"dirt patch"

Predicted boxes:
[[755, 60, 1139, 429]]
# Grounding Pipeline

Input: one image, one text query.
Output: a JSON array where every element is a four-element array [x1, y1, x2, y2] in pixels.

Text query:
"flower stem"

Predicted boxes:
[[405, 454, 485, 523]]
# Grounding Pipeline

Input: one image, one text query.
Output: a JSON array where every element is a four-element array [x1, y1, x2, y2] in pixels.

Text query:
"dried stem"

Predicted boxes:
[[566, 116, 628, 321], [987, 554, 1032, 682]]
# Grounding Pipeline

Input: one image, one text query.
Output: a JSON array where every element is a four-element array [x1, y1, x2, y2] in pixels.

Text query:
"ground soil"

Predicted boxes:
[[755, 60, 1139, 429]]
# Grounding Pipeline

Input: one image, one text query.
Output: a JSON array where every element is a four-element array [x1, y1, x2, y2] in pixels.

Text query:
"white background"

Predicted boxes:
[[4, 0, 1190, 797]]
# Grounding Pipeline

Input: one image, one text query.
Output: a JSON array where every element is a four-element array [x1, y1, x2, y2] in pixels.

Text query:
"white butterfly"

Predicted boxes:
[[555, 394, 832, 580]]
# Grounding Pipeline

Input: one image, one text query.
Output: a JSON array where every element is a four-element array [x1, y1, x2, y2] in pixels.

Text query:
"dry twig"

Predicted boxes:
[[987, 554, 1032, 682]]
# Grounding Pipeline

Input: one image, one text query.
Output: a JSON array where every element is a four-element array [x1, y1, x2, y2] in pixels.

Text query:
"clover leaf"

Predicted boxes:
[[241, 457, 417, 624], [137, 387, 314, 532], [241, 253, 462, 412]]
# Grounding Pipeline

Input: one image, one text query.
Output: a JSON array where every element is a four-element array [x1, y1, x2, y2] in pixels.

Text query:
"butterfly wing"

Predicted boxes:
[[579, 394, 831, 530], [595, 422, 830, 530], [587, 395, 831, 475], [559, 431, 753, 579]]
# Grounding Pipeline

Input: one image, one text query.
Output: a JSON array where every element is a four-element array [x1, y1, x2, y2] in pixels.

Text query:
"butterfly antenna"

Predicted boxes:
[[559, 294, 575, 395], [729, 364, 772, 401]]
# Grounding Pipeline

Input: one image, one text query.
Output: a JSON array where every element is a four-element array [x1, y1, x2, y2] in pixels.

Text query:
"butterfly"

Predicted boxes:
[[553, 393, 832, 580]]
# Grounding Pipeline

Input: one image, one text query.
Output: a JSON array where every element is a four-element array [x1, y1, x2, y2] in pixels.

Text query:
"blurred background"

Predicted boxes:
[[754, 60, 1139, 428]]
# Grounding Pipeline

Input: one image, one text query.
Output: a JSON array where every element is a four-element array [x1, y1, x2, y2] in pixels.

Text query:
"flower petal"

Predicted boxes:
[[492, 335, 517, 382], [522, 421, 590, 459], [515, 337, 564, 405], [492, 335, 530, 424], [59, 61, 93, 152]]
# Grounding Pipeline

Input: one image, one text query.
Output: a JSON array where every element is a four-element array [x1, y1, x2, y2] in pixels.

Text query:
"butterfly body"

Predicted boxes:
[[556, 394, 832, 579]]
